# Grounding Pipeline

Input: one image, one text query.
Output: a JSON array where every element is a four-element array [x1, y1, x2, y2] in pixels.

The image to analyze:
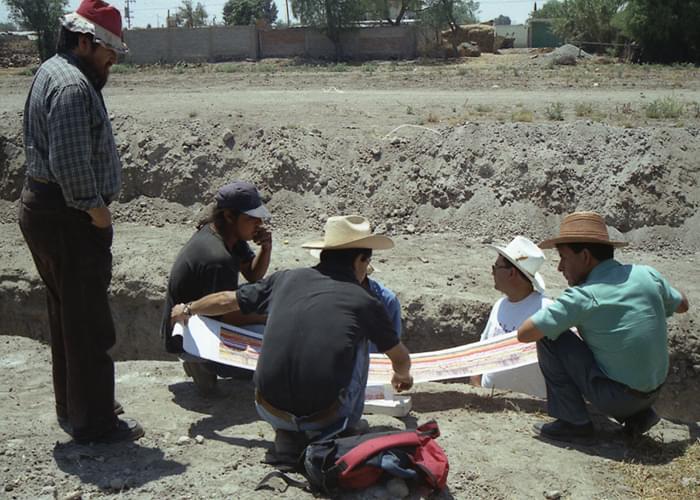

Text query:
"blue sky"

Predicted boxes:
[[1, 1, 538, 28]]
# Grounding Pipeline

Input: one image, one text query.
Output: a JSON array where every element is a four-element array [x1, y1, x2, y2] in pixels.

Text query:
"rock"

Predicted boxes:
[[544, 490, 562, 499], [177, 436, 190, 445], [194, 435, 205, 444], [222, 130, 235, 148], [386, 477, 410, 498], [326, 180, 338, 194], [62, 491, 82, 500], [406, 224, 416, 234]]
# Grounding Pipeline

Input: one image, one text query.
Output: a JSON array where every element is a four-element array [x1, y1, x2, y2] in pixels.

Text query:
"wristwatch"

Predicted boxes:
[[183, 302, 193, 317]]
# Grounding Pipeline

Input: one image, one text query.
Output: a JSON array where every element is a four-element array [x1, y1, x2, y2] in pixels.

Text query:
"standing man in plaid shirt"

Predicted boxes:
[[18, 0, 143, 443]]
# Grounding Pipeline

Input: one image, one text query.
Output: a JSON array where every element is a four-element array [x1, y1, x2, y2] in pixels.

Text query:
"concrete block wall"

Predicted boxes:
[[124, 26, 256, 64], [123, 25, 417, 64], [259, 28, 306, 58]]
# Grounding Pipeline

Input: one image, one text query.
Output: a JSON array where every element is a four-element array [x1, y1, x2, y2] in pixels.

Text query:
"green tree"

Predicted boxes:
[[551, 0, 624, 48], [530, 0, 564, 19], [366, 0, 421, 25], [177, 0, 209, 28], [613, 0, 700, 63], [0, 20, 18, 31], [494, 14, 511, 25], [291, 0, 369, 60], [222, 0, 278, 26], [418, 0, 479, 32], [3, 0, 68, 60]]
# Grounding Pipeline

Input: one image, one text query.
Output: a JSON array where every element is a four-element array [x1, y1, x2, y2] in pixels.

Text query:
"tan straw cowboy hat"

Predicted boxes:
[[302, 215, 394, 250], [539, 211, 628, 249]]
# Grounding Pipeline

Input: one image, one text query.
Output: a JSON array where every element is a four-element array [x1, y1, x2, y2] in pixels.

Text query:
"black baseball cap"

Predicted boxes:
[[215, 181, 271, 220]]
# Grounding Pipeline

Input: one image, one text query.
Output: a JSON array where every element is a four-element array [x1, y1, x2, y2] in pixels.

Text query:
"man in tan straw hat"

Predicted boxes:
[[470, 236, 550, 398], [516, 212, 689, 443], [18, 0, 142, 443], [171, 215, 413, 460]]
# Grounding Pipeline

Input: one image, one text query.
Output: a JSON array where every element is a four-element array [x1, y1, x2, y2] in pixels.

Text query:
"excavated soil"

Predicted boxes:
[[1, 53, 699, 499]]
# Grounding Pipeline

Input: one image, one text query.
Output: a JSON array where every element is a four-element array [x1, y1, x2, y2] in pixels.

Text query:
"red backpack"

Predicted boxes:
[[282, 420, 449, 495]]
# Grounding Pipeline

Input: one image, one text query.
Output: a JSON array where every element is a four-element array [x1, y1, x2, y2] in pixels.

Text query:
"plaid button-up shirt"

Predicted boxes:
[[23, 53, 121, 210]]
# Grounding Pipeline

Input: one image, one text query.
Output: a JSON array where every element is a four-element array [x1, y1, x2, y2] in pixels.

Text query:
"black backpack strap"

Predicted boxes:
[[255, 470, 311, 493]]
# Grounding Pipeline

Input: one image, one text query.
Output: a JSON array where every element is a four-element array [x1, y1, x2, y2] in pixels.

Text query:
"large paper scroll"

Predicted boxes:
[[173, 315, 537, 385]]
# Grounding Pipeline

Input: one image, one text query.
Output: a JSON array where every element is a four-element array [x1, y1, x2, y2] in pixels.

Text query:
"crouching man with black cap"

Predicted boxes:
[[161, 181, 272, 395]]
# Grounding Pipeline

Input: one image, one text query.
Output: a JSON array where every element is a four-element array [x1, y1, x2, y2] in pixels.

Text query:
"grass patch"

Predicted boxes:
[[110, 63, 136, 74], [19, 66, 39, 76], [511, 109, 534, 122], [475, 104, 492, 113], [328, 62, 349, 72], [617, 440, 700, 500], [362, 62, 378, 74], [545, 102, 564, 121], [249, 62, 277, 73], [575, 102, 595, 117], [426, 111, 439, 123], [645, 96, 684, 119], [213, 63, 244, 73], [457, 66, 469, 76]]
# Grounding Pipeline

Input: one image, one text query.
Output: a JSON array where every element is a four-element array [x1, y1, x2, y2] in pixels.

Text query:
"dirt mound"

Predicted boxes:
[[3, 116, 698, 252], [0, 33, 39, 68]]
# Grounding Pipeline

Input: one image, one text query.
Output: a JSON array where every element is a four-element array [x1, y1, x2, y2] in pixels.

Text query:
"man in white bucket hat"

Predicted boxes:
[[18, 0, 142, 443], [470, 236, 551, 398], [172, 215, 413, 461]]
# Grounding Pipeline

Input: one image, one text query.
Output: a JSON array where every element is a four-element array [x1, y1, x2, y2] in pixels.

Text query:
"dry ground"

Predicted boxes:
[[1, 51, 699, 499]]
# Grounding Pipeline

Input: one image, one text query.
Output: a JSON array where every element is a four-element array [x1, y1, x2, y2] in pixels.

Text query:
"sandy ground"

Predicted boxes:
[[1, 52, 699, 499]]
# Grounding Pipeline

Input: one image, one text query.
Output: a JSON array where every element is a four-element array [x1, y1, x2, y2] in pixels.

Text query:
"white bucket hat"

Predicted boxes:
[[302, 215, 394, 251], [491, 236, 546, 294]]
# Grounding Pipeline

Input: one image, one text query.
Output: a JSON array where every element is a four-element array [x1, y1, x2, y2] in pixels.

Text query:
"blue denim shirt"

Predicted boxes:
[[367, 278, 402, 353]]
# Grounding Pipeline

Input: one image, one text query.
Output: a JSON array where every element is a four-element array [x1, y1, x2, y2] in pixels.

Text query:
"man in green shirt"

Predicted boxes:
[[517, 212, 689, 443]]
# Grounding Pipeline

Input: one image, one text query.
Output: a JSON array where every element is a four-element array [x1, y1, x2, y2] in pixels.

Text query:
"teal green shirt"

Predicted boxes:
[[531, 259, 682, 392]]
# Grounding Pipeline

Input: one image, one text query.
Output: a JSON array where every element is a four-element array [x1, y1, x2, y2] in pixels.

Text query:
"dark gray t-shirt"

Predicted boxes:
[[237, 263, 399, 416], [161, 225, 254, 353]]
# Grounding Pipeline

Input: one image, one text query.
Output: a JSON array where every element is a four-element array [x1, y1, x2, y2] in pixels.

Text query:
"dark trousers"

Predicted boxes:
[[537, 330, 660, 425], [18, 182, 118, 441]]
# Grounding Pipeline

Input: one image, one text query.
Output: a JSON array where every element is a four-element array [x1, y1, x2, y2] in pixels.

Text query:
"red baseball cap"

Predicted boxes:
[[62, 0, 128, 54]]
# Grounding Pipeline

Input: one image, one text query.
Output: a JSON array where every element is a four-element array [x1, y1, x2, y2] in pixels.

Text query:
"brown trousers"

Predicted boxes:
[[18, 180, 118, 441]]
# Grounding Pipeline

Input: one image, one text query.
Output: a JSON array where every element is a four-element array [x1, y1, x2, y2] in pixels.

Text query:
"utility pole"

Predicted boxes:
[[285, 0, 290, 26], [124, 0, 135, 29]]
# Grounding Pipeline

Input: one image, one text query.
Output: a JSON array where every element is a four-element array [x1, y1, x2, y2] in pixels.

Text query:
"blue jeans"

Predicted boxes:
[[256, 341, 369, 439], [537, 330, 660, 425]]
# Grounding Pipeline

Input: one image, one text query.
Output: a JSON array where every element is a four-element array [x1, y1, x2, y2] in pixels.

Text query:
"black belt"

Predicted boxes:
[[26, 176, 62, 195], [255, 390, 340, 426]]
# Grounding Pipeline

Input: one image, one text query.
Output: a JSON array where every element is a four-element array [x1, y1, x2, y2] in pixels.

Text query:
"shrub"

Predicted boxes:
[[511, 110, 534, 122], [645, 96, 684, 119], [545, 102, 565, 121]]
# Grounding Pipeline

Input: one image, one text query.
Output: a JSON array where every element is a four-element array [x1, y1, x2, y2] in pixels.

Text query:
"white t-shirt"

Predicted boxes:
[[480, 292, 553, 398]]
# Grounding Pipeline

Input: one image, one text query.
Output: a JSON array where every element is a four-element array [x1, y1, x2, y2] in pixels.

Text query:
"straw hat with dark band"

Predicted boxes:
[[539, 211, 627, 249], [302, 215, 393, 250]]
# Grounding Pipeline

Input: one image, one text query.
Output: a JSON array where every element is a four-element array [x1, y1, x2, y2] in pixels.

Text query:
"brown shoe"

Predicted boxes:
[[183, 361, 218, 396]]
